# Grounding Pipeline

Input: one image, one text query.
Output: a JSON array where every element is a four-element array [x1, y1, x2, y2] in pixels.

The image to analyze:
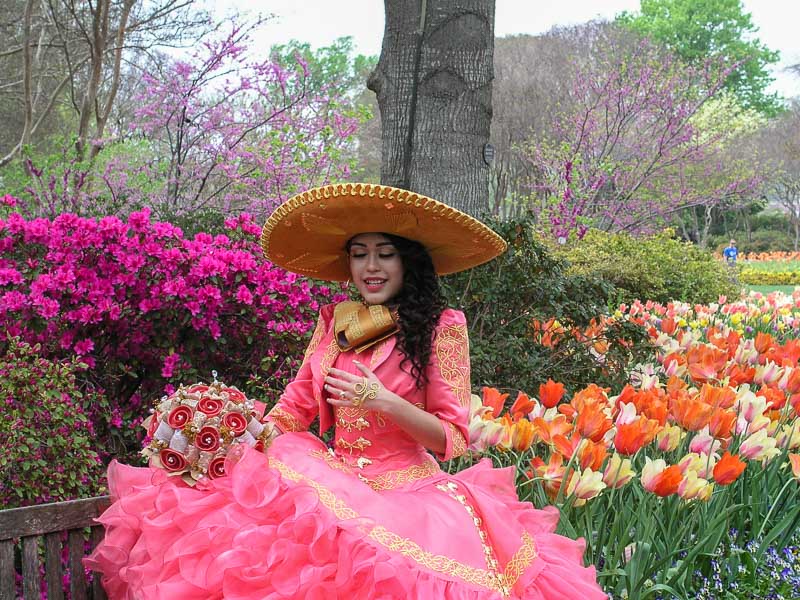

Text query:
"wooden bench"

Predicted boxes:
[[0, 496, 110, 600]]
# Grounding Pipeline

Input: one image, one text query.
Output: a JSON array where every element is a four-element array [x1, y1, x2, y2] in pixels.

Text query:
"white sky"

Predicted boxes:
[[211, 0, 800, 99]]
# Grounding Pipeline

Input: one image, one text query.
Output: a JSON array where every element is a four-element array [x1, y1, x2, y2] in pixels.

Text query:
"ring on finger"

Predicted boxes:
[[338, 390, 347, 399], [352, 377, 380, 407]]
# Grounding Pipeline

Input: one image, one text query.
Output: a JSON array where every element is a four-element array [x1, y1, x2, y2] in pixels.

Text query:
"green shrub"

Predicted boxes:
[[0, 338, 105, 508], [441, 215, 651, 395], [711, 228, 795, 254], [556, 229, 740, 305]]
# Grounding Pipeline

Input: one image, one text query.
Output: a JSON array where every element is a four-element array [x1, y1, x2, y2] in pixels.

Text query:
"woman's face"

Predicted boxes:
[[348, 233, 404, 305]]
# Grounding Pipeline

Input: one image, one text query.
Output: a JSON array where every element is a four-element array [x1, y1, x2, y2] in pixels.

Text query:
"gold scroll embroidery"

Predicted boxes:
[[448, 422, 468, 458], [336, 437, 372, 453], [434, 324, 471, 407], [336, 406, 370, 432], [266, 406, 305, 433], [302, 316, 326, 365], [366, 461, 440, 491], [268, 457, 537, 596]]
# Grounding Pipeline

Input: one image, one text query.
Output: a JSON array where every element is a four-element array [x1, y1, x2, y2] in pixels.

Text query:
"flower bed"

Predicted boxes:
[[462, 291, 800, 599]]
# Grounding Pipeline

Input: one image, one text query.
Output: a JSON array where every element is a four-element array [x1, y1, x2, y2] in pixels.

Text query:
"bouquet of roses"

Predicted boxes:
[[142, 378, 274, 485]]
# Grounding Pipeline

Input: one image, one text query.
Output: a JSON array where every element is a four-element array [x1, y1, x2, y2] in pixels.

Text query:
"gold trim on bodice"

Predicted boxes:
[[266, 406, 305, 433]]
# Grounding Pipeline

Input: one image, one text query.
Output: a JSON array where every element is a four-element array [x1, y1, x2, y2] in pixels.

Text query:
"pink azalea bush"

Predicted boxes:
[[0, 200, 343, 462]]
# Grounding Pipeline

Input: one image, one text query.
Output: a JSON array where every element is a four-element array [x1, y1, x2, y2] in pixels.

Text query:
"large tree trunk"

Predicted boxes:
[[368, 0, 495, 216]]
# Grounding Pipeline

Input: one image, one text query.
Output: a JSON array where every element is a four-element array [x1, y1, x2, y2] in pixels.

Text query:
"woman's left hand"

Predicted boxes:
[[325, 361, 390, 411]]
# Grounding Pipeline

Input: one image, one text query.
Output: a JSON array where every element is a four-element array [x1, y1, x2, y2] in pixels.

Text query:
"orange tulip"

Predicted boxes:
[[510, 391, 535, 421], [686, 345, 727, 384], [578, 438, 608, 471], [781, 368, 800, 395], [614, 417, 660, 455], [707, 408, 736, 440], [533, 415, 573, 445], [789, 454, 800, 481], [661, 316, 677, 335], [754, 332, 774, 354], [511, 418, 536, 452], [757, 385, 787, 411], [712, 451, 747, 486], [539, 379, 566, 408], [530, 454, 565, 500], [670, 392, 713, 432], [725, 364, 756, 386], [481, 387, 509, 418], [575, 402, 613, 443], [699, 384, 736, 410], [641, 460, 682, 497]]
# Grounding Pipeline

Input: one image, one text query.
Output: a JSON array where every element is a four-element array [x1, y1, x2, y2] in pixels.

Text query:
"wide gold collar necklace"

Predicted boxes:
[[333, 301, 399, 353]]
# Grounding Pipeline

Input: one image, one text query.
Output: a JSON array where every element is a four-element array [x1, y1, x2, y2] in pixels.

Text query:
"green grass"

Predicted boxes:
[[740, 259, 800, 272], [744, 284, 797, 295]]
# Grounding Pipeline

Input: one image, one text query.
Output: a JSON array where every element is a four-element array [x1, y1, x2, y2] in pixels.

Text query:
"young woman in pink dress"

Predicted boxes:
[[87, 183, 606, 599]]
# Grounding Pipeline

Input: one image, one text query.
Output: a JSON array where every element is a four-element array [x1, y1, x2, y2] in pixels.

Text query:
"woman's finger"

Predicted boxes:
[[352, 360, 375, 379], [328, 367, 360, 382]]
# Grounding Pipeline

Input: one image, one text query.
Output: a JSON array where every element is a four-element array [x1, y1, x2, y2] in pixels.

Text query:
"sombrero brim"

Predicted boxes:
[[261, 183, 507, 281]]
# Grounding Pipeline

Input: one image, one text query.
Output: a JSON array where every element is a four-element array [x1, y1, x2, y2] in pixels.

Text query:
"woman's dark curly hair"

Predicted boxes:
[[346, 233, 446, 388]]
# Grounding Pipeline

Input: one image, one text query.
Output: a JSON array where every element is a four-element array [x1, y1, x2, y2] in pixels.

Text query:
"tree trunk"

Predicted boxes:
[[368, 0, 495, 216]]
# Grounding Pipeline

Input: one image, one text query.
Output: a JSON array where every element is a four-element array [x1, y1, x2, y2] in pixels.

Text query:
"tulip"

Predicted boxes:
[[565, 468, 607, 506], [481, 387, 509, 418], [712, 451, 747, 486], [538, 379, 566, 409], [789, 454, 800, 481], [641, 458, 682, 497], [510, 391, 536, 421], [602, 454, 635, 488], [678, 470, 712, 501], [656, 424, 684, 452], [775, 423, 800, 450], [688, 427, 721, 457], [739, 429, 780, 463], [511, 418, 536, 452]]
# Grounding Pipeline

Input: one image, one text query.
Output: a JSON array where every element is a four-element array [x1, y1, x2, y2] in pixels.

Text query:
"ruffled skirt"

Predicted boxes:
[[86, 433, 605, 599]]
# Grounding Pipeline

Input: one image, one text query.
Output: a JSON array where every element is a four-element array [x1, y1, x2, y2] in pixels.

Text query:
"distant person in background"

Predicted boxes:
[[723, 239, 738, 265]]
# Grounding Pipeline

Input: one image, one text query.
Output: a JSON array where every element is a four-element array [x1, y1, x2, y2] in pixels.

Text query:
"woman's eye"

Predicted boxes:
[[379, 253, 396, 259], [350, 253, 367, 259]]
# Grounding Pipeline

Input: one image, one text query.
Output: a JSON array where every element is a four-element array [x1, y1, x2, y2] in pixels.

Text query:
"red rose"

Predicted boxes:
[[146, 413, 160, 438], [254, 440, 265, 453], [222, 412, 248, 435], [159, 448, 187, 473], [186, 384, 210, 395], [208, 456, 226, 479], [198, 397, 223, 417], [195, 426, 221, 452], [166, 405, 193, 429], [224, 388, 247, 403]]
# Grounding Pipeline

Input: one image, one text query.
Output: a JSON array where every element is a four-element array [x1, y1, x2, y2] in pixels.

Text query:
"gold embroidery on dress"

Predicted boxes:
[[366, 461, 440, 491], [435, 324, 471, 407], [448, 422, 468, 458], [336, 437, 372, 454], [310, 449, 354, 474], [266, 406, 305, 433], [336, 406, 371, 432], [267, 458, 537, 596], [368, 338, 392, 370], [314, 337, 341, 407], [302, 317, 326, 365]]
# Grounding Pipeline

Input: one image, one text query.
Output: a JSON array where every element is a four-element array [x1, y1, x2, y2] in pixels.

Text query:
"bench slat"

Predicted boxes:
[[69, 529, 88, 600], [91, 526, 108, 600], [0, 539, 15, 600], [45, 531, 64, 600], [22, 536, 40, 600], [0, 496, 111, 540]]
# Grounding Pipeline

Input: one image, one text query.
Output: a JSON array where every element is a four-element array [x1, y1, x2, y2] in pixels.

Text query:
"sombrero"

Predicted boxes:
[[261, 183, 507, 281]]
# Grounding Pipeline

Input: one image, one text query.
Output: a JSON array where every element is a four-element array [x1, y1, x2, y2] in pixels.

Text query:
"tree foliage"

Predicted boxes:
[[618, 0, 783, 116]]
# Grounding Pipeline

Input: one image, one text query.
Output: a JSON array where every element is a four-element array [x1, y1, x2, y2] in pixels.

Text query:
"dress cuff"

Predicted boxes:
[[265, 405, 306, 433], [436, 420, 468, 461]]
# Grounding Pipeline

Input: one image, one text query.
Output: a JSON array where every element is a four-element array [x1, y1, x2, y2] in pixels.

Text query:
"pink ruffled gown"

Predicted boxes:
[[87, 307, 606, 599]]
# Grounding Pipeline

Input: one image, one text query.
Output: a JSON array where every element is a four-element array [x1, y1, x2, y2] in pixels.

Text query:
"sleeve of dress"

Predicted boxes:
[[263, 308, 329, 433], [424, 309, 471, 461]]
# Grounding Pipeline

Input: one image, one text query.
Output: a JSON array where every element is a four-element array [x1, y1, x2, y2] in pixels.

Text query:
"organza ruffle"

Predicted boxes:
[[87, 437, 605, 599]]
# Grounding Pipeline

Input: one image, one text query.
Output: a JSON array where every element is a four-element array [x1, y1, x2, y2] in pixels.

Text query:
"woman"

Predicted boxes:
[[87, 183, 605, 599]]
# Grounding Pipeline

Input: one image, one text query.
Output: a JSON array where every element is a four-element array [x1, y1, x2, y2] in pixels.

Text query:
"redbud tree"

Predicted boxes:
[[523, 35, 762, 241]]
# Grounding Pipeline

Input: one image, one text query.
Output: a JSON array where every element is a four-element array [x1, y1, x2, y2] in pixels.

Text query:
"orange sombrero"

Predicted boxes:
[[261, 183, 507, 282]]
